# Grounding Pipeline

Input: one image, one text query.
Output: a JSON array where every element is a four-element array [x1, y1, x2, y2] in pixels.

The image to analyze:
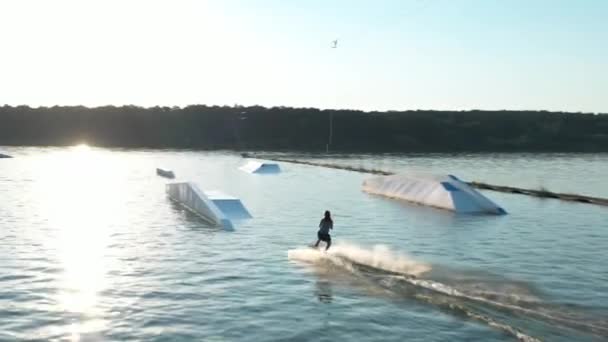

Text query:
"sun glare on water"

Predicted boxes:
[[34, 144, 130, 340], [72, 143, 91, 152]]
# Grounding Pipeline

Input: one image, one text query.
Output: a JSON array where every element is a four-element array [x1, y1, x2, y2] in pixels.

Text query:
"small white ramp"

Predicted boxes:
[[239, 160, 280, 174], [205, 190, 252, 220], [166, 182, 252, 229]]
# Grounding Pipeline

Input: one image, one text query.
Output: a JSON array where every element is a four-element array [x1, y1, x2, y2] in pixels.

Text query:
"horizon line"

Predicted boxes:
[[1, 104, 605, 116]]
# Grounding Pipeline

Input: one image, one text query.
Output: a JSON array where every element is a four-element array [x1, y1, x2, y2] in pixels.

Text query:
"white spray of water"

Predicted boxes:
[[287, 242, 431, 277], [289, 242, 608, 339], [287, 243, 566, 341]]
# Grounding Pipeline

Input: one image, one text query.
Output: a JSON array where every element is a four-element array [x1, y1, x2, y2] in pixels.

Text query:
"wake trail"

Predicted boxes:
[[401, 276, 608, 337], [288, 242, 608, 341]]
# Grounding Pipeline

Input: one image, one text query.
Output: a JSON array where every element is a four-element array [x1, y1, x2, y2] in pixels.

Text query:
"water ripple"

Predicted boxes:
[[0, 147, 605, 341]]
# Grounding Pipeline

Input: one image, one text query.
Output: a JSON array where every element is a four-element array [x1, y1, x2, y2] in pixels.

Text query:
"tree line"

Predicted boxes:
[[1, 105, 607, 152]]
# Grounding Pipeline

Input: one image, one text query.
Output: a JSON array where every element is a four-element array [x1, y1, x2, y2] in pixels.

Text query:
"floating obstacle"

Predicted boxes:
[[469, 181, 608, 206], [204, 190, 252, 220], [239, 160, 280, 174], [156, 168, 175, 179], [256, 156, 608, 208], [363, 173, 507, 215], [253, 156, 391, 175], [165, 182, 251, 229]]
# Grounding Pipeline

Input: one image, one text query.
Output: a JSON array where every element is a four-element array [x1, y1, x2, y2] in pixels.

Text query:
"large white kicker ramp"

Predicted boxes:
[[362, 173, 506, 215]]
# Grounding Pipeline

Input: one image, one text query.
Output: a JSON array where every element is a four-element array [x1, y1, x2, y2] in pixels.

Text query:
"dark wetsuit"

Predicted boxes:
[[317, 219, 333, 243]]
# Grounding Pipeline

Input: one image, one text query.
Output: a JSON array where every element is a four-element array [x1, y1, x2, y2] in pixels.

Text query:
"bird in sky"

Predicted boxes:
[[331, 39, 338, 48]]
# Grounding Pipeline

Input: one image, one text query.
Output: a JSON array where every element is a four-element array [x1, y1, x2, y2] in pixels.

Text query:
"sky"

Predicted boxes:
[[0, 0, 606, 112]]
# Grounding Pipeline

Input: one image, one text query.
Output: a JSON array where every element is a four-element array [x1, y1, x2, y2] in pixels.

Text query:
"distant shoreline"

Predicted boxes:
[[1, 105, 607, 152]]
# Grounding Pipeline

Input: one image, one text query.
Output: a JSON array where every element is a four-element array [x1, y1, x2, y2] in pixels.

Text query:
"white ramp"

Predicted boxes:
[[206, 190, 252, 219], [362, 173, 506, 215], [239, 160, 280, 174], [166, 182, 235, 229]]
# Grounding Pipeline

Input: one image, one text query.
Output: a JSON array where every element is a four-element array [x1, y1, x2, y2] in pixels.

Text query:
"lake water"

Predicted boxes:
[[0, 146, 607, 341]]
